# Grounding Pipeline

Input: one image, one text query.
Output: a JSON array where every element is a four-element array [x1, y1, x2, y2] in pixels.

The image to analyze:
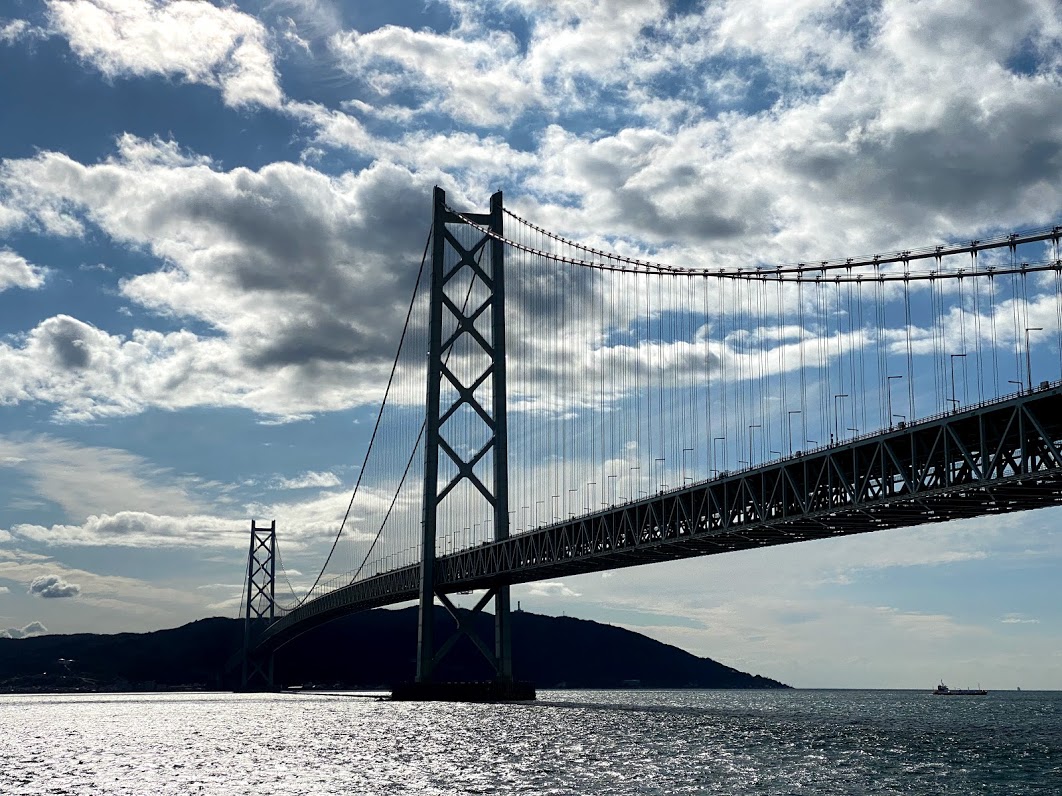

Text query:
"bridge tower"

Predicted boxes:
[[399, 187, 531, 700], [241, 519, 276, 690]]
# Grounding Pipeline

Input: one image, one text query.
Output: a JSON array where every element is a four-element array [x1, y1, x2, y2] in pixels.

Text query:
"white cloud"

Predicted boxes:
[[0, 249, 45, 292], [0, 139, 438, 419], [275, 471, 342, 490], [0, 552, 211, 622], [316, 0, 1062, 271], [3, 484, 373, 554], [0, 435, 202, 519], [330, 1, 667, 126], [45, 0, 283, 108], [0, 621, 48, 639], [331, 25, 537, 126], [0, 18, 47, 45], [527, 581, 581, 598], [1001, 614, 1041, 624], [28, 573, 81, 598], [12, 512, 248, 550], [0, 19, 28, 44]]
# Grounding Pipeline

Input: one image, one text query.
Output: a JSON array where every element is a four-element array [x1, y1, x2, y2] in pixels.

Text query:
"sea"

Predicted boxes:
[[0, 689, 1057, 795]]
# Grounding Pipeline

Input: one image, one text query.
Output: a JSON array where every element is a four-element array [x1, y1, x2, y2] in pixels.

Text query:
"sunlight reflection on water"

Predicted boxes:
[[0, 690, 1058, 794]]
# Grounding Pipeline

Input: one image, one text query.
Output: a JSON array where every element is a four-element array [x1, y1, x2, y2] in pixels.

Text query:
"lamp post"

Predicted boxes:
[[682, 447, 694, 484], [949, 353, 966, 411], [1025, 327, 1042, 392], [748, 424, 761, 465], [787, 410, 801, 455], [886, 375, 903, 429], [712, 437, 725, 476], [833, 393, 849, 442]]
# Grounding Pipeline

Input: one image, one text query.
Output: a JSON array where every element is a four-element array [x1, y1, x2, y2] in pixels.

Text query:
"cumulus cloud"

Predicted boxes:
[[45, 0, 283, 108], [0, 249, 46, 292], [319, 0, 1062, 269], [330, 0, 665, 126], [527, 581, 581, 598], [13, 512, 247, 550], [29, 574, 81, 598], [331, 26, 538, 126], [0, 553, 226, 623], [0, 621, 48, 639], [5, 487, 373, 552], [0, 137, 438, 420], [535, 0, 1062, 261]]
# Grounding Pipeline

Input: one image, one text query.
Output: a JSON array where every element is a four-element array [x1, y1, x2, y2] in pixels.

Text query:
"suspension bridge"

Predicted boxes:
[[240, 188, 1062, 697]]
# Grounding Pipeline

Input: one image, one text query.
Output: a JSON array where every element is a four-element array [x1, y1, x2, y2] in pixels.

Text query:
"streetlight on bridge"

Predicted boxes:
[[1025, 327, 1042, 392], [787, 410, 801, 455], [886, 375, 903, 429], [712, 436, 725, 476], [947, 353, 967, 411], [833, 394, 849, 442]]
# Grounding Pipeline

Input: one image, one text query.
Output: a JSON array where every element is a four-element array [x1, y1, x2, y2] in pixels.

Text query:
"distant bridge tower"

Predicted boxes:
[[403, 187, 529, 699], [241, 519, 276, 690]]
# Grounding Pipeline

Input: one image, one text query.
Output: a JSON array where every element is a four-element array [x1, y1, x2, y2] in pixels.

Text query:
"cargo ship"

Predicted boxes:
[[933, 680, 987, 695]]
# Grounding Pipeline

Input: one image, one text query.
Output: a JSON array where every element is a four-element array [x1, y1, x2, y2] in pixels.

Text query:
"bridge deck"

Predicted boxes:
[[259, 383, 1062, 650]]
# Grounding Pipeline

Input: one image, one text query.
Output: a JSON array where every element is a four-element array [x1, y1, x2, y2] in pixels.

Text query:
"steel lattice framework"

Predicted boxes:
[[416, 187, 512, 684], [242, 519, 276, 689], [256, 383, 1062, 652]]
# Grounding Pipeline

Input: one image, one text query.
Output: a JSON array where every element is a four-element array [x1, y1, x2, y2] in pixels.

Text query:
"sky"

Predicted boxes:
[[0, 0, 1061, 689]]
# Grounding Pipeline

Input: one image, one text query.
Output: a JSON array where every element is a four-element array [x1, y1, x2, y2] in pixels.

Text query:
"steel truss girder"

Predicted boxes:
[[254, 382, 1062, 658], [437, 384, 1062, 590]]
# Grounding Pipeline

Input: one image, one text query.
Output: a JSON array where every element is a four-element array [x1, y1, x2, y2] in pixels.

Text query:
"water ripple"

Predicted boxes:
[[0, 690, 1058, 794]]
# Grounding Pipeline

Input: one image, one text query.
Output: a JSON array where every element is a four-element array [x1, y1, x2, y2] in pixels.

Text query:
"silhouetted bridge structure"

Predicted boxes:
[[241, 190, 1062, 697]]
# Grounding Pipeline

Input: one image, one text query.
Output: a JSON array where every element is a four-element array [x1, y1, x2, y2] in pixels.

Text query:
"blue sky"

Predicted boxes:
[[1, 0, 1061, 688]]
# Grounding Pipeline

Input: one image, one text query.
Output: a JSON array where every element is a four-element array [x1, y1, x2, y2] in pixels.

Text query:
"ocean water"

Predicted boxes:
[[0, 689, 1057, 794]]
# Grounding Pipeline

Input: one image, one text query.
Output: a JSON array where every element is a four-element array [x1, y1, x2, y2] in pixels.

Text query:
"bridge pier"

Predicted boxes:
[[403, 188, 533, 701]]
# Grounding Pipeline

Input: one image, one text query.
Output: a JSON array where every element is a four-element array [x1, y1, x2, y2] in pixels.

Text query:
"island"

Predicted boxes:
[[0, 606, 789, 692]]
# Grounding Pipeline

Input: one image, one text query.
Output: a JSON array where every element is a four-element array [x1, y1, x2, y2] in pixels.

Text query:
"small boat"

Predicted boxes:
[[933, 680, 987, 696]]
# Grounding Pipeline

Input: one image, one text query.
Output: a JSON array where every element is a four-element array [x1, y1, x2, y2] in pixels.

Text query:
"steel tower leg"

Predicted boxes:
[[416, 187, 512, 686], [489, 190, 513, 683], [241, 519, 276, 690]]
